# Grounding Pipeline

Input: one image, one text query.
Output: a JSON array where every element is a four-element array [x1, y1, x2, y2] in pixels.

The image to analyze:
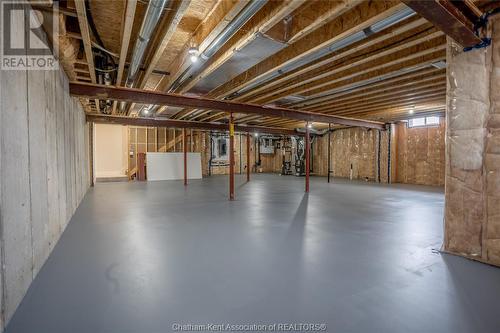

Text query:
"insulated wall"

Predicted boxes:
[[313, 124, 445, 185], [395, 120, 445, 186], [313, 128, 382, 181], [443, 17, 500, 266], [0, 22, 90, 333]]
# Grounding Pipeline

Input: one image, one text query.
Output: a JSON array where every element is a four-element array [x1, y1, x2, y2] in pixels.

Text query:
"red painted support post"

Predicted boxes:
[[183, 128, 187, 186], [229, 113, 235, 200], [246, 132, 250, 182], [305, 123, 310, 193]]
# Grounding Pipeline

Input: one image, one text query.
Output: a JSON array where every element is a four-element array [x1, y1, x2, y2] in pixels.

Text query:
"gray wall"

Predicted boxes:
[[0, 8, 90, 330]]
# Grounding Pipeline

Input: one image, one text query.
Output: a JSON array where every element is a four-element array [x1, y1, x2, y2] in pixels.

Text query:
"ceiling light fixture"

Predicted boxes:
[[409, 105, 415, 114], [307, 123, 313, 129], [188, 46, 199, 63], [143, 105, 152, 115]]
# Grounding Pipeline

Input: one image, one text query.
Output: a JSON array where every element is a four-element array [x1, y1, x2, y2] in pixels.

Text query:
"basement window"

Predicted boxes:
[[408, 116, 440, 128]]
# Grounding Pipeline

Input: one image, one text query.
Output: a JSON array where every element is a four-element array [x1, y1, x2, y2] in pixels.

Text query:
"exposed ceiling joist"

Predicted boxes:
[[301, 68, 445, 111], [74, 0, 96, 83], [207, 1, 406, 100], [264, 0, 362, 44], [288, 66, 442, 109], [172, 0, 306, 95], [138, 0, 192, 89], [159, 0, 250, 93], [112, 0, 137, 114], [205, 46, 445, 123], [234, 17, 430, 103], [70, 83, 386, 130], [177, 1, 408, 121], [74, 0, 98, 112], [401, 0, 482, 47], [86, 114, 302, 136], [302, 50, 445, 98], [249, 32, 445, 104]]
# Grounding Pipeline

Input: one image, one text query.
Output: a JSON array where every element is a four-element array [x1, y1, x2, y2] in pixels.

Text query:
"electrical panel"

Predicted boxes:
[[260, 137, 275, 154]]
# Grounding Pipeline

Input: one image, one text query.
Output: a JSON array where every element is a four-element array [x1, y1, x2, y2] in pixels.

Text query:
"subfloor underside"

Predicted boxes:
[[6, 175, 500, 333]]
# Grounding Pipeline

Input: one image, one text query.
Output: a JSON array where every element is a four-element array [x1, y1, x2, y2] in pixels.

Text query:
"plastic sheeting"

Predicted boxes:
[[444, 16, 500, 266]]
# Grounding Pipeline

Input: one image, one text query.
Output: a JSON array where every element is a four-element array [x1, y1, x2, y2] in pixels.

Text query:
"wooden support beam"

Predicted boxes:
[[289, 66, 440, 109], [86, 114, 303, 136], [74, 0, 98, 111], [333, 90, 446, 115], [267, 0, 364, 45], [258, 40, 446, 104], [113, 0, 137, 114], [159, 0, 249, 93], [317, 84, 445, 113], [112, 0, 137, 114], [177, 0, 406, 120], [71, 83, 386, 129], [164, 0, 307, 119], [250, 33, 445, 104], [236, 17, 429, 102], [74, 0, 96, 83], [208, 1, 405, 99], [175, 0, 306, 94], [401, 0, 482, 47], [300, 50, 445, 100], [206, 35, 445, 123], [31, 4, 78, 17], [301, 68, 444, 111]]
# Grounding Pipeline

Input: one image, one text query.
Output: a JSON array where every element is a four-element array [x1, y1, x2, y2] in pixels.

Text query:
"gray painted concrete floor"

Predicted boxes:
[[6, 175, 500, 333]]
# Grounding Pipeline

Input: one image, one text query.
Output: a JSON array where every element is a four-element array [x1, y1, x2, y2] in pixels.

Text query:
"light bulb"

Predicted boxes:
[[254, 133, 258, 137], [188, 46, 199, 63], [408, 109, 414, 114], [307, 123, 312, 129]]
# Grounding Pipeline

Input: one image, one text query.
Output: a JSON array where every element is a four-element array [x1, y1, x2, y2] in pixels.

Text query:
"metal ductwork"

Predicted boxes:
[[229, 6, 416, 99], [126, 0, 169, 88], [168, 0, 267, 93]]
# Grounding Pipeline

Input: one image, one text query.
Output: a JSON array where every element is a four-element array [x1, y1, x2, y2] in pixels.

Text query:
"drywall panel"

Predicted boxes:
[[95, 124, 128, 178], [147, 153, 202, 181]]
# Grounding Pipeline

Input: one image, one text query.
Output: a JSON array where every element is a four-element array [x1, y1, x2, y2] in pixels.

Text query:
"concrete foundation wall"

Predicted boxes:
[[0, 11, 90, 331]]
